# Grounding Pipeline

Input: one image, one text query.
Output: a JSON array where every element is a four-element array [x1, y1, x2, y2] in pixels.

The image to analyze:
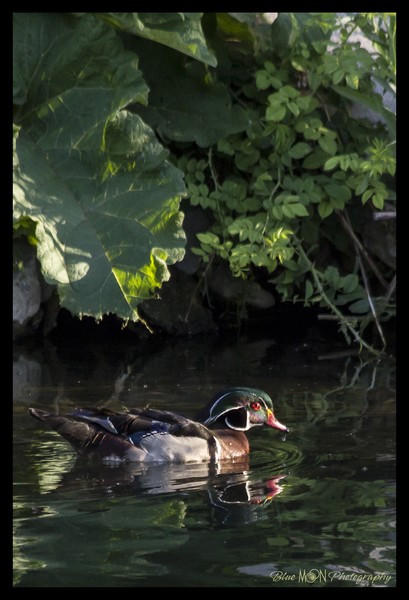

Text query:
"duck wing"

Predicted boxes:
[[69, 407, 154, 436], [127, 407, 215, 441], [72, 407, 218, 460], [69, 407, 213, 440]]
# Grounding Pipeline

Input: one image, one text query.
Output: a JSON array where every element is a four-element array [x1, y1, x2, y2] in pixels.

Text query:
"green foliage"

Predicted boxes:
[[13, 12, 395, 349], [175, 12, 395, 351]]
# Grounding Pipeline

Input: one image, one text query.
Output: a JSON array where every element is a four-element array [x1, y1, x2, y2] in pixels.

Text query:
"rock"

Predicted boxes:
[[13, 260, 41, 325], [13, 238, 57, 339], [13, 240, 42, 338]]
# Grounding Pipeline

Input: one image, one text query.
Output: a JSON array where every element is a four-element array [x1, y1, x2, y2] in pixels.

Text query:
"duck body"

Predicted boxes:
[[29, 387, 288, 464]]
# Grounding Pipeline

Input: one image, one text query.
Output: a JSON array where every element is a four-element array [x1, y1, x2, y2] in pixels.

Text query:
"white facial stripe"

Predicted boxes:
[[225, 409, 250, 431], [204, 404, 244, 425], [208, 392, 234, 417]]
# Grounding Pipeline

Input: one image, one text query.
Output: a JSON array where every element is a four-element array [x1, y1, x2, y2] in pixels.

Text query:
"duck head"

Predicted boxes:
[[200, 387, 288, 433]]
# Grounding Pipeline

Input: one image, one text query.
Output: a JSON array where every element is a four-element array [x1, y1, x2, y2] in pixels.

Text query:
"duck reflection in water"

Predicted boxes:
[[55, 457, 287, 524]]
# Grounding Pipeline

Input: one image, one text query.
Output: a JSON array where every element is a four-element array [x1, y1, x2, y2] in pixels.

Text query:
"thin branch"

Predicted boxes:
[[384, 274, 396, 304], [356, 248, 387, 348], [315, 91, 332, 122], [337, 210, 388, 289], [207, 148, 223, 225], [183, 255, 215, 323], [207, 147, 220, 192], [341, 210, 387, 347], [295, 239, 383, 356]]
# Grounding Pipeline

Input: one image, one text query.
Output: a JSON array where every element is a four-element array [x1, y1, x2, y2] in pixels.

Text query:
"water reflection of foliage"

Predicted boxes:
[[282, 355, 395, 430], [240, 474, 395, 580]]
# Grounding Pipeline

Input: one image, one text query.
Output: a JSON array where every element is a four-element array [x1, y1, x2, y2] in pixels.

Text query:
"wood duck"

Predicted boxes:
[[29, 387, 288, 464]]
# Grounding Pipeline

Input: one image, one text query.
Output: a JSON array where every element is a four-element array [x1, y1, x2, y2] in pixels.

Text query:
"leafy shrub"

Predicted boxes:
[[178, 13, 396, 353]]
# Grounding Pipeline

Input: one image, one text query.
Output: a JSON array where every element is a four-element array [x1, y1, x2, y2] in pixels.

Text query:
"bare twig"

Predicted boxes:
[[207, 148, 223, 224], [207, 147, 219, 191], [337, 210, 388, 289], [356, 248, 387, 348], [340, 210, 387, 348], [315, 91, 332, 122], [183, 255, 215, 323], [295, 238, 382, 356], [384, 274, 396, 303]]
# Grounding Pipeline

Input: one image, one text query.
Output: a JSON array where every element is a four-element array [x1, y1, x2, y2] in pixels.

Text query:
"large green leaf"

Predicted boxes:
[[93, 12, 217, 67], [331, 84, 396, 139], [13, 13, 186, 322], [128, 39, 249, 147]]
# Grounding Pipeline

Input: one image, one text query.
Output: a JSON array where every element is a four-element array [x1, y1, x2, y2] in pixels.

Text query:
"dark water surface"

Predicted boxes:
[[13, 333, 396, 587]]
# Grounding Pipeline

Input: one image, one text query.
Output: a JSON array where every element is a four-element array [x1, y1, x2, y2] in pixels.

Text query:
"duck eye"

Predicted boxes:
[[250, 401, 262, 411]]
